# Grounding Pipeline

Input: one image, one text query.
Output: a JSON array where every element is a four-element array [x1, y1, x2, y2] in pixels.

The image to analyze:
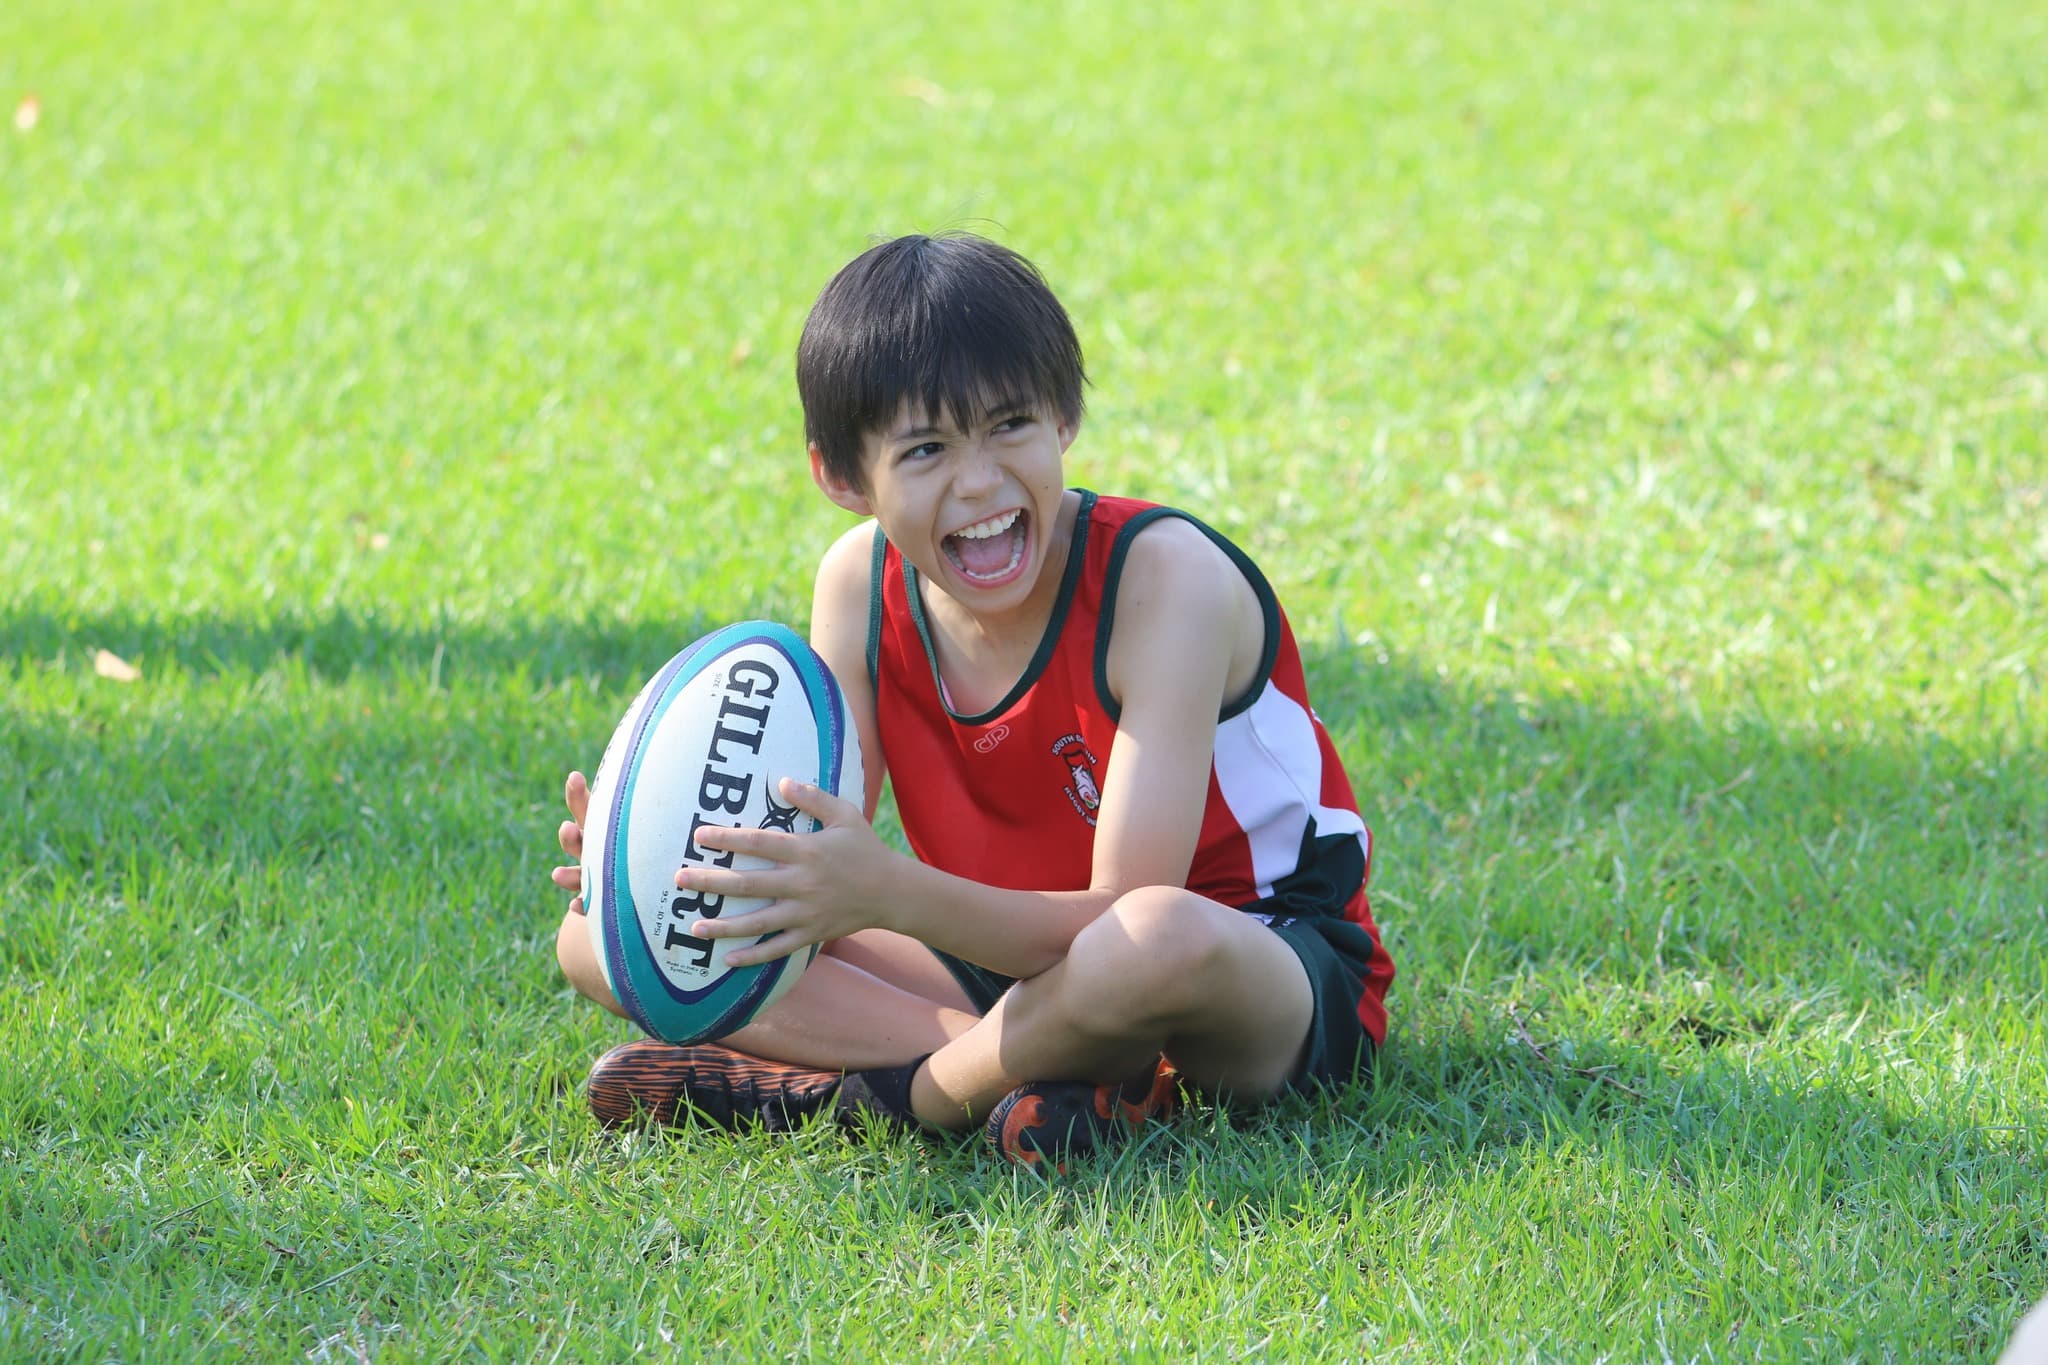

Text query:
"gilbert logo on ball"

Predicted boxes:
[[581, 621, 863, 1045]]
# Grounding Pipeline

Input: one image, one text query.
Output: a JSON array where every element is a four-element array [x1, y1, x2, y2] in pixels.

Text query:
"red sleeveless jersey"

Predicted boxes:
[[865, 492, 1391, 1043]]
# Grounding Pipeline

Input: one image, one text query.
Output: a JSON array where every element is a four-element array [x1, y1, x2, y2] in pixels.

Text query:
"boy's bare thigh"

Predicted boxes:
[[825, 928, 980, 1014]]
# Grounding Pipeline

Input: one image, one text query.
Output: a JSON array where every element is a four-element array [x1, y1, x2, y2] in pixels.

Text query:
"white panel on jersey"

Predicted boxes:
[[1212, 687, 1370, 900]]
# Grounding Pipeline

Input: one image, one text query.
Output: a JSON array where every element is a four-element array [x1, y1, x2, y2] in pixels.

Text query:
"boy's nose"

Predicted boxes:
[[952, 441, 1004, 497]]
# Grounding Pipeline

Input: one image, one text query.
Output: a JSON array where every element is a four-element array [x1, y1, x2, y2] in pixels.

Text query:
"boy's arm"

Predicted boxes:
[[808, 520, 889, 819], [693, 519, 1261, 979], [1086, 518, 1262, 896]]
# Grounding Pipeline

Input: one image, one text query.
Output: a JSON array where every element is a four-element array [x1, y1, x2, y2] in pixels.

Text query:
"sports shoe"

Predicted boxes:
[[585, 1039, 845, 1133], [984, 1058, 1183, 1174]]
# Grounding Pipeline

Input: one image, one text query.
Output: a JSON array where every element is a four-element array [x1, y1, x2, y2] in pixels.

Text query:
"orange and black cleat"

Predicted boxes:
[[984, 1058, 1183, 1174], [586, 1039, 846, 1133]]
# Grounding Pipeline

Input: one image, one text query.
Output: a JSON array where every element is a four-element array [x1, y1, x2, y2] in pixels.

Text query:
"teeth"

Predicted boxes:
[[952, 509, 1021, 541]]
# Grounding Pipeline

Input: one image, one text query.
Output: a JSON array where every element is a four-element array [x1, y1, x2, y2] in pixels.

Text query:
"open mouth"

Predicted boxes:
[[942, 508, 1030, 586]]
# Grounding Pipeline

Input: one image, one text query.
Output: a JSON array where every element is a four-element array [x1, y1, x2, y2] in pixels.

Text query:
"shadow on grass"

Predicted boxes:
[[1305, 639, 2044, 987], [4, 606, 2044, 1353], [1, 601, 717, 689], [1358, 1023, 2042, 1351], [4, 609, 2044, 1094], [4, 602, 2042, 1001]]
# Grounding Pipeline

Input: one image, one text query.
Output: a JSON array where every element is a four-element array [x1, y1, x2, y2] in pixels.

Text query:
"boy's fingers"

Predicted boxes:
[[551, 864, 583, 891], [565, 771, 590, 825], [691, 904, 778, 937], [689, 825, 794, 859], [673, 863, 789, 900], [778, 777, 861, 824], [701, 917, 813, 964], [688, 900, 818, 941], [722, 934, 811, 967], [568, 895, 584, 917], [558, 820, 583, 858]]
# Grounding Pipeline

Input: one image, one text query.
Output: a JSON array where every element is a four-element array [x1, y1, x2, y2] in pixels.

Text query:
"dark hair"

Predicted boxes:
[[797, 233, 1087, 489]]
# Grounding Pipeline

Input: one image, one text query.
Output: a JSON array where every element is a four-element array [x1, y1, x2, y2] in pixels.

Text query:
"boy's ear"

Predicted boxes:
[[1057, 414, 1083, 452], [809, 442, 874, 516]]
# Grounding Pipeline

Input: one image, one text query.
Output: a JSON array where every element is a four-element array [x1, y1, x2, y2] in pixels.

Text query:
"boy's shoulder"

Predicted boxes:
[[815, 517, 882, 599], [808, 518, 882, 691], [1090, 496, 1255, 611], [1092, 498, 1271, 716]]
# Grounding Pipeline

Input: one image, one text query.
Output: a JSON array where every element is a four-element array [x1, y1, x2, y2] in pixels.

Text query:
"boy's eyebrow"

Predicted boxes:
[[886, 395, 1036, 443], [981, 393, 1034, 417]]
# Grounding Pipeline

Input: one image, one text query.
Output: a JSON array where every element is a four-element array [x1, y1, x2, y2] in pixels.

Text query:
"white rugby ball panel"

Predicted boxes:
[[581, 621, 860, 1044]]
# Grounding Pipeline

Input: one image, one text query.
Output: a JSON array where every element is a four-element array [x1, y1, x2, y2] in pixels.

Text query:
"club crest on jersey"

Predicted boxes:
[[1052, 733, 1102, 825]]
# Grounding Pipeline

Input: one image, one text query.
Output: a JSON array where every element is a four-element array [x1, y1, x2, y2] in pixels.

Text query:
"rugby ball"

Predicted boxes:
[[582, 621, 864, 1045]]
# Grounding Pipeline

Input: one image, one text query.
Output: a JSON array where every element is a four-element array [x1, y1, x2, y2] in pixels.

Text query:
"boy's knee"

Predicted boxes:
[[554, 912, 583, 981], [556, 908, 625, 1017], [1065, 887, 1234, 1021]]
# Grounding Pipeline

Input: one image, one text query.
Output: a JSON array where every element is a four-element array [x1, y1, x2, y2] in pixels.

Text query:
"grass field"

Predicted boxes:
[[4, 0, 2045, 1357]]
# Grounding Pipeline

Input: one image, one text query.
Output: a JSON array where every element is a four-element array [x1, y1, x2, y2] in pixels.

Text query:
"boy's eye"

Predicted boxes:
[[903, 442, 944, 461], [994, 414, 1033, 434]]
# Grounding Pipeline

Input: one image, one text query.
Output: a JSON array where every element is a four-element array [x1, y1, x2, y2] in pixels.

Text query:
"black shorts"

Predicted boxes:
[[927, 907, 1379, 1092]]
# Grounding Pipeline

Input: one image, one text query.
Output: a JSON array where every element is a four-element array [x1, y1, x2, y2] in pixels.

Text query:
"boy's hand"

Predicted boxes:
[[550, 771, 591, 915], [679, 777, 897, 966]]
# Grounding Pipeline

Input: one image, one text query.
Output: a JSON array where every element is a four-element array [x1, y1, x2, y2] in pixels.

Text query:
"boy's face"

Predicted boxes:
[[813, 396, 1078, 617]]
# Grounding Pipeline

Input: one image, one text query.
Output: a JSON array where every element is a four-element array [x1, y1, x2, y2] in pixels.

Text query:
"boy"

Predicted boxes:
[[550, 234, 1394, 1170]]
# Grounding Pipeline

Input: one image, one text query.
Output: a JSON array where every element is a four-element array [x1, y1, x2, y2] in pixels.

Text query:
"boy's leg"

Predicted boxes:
[[821, 927, 980, 1015], [911, 886, 1315, 1130], [587, 898, 1313, 1138], [585, 928, 982, 1132], [713, 929, 981, 1071]]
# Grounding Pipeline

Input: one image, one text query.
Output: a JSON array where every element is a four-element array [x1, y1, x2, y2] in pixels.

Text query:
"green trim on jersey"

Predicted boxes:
[[1090, 506, 1282, 726], [901, 489, 1099, 726], [865, 522, 888, 693]]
